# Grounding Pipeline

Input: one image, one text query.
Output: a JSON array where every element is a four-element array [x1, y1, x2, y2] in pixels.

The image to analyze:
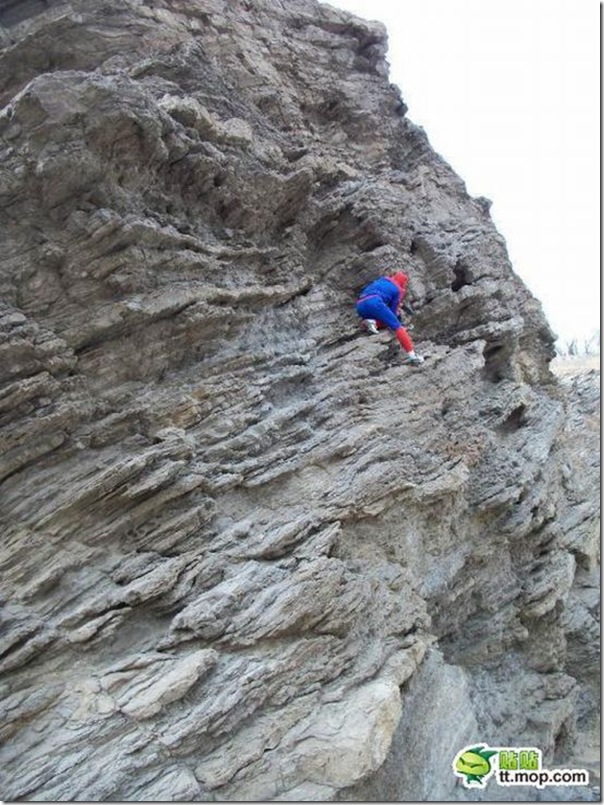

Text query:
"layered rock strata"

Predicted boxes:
[[0, 0, 599, 801]]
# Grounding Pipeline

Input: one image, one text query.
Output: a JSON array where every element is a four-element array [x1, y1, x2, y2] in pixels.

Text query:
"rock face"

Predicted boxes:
[[0, 1, 599, 801]]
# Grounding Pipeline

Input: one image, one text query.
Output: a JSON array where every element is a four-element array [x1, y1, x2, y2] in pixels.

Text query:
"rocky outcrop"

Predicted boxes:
[[0, 0, 599, 801]]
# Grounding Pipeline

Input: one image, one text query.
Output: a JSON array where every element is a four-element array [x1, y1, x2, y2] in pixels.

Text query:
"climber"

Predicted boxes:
[[356, 271, 424, 365]]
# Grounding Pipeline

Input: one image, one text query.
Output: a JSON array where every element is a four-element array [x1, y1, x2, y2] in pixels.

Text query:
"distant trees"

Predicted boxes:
[[556, 330, 600, 357]]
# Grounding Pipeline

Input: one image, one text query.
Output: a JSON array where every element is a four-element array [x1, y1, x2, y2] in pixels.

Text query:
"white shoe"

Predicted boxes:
[[407, 351, 424, 365], [363, 319, 379, 334]]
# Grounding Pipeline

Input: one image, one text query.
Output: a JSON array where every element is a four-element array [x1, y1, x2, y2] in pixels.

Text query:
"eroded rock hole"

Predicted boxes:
[[483, 342, 512, 383], [451, 262, 471, 292], [500, 404, 528, 433]]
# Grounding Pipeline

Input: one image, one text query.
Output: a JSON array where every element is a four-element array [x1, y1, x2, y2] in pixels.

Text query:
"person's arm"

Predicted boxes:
[[393, 283, 412, 315], [388, 288, 402, 315]]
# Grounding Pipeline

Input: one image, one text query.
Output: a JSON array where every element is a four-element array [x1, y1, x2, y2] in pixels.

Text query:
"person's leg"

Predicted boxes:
[[356, 299, 423, 362], [356, 298, 384, 334], [363, 319, 379, 334], [395, 326, 424, 364], [394, 326, 414, 352], [356, 298, 399, 330]]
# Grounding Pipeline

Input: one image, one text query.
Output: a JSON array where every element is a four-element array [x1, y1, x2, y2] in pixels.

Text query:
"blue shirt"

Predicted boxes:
[[358, 277, 401, 316]]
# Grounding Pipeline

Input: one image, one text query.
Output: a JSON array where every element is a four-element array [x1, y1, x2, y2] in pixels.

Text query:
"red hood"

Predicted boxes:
[[390, 272, 408, 291]]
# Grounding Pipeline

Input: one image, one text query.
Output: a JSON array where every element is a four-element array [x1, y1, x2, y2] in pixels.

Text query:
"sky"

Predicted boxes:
[[322, 0, 601, 349]]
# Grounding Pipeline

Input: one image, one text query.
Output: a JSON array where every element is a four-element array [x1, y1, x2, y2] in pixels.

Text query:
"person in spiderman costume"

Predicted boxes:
[[355, 271, 424, 365]]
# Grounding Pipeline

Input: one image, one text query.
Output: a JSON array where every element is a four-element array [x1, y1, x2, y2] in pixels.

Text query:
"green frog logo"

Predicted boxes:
[[453, 745, 498, 787]]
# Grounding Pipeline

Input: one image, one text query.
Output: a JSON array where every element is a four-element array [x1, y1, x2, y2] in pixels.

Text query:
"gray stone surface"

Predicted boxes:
[[0, 0, 599, 801]]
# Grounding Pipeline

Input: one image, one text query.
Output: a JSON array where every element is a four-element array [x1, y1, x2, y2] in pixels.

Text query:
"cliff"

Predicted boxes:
[[0, 0, 599, 801]]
